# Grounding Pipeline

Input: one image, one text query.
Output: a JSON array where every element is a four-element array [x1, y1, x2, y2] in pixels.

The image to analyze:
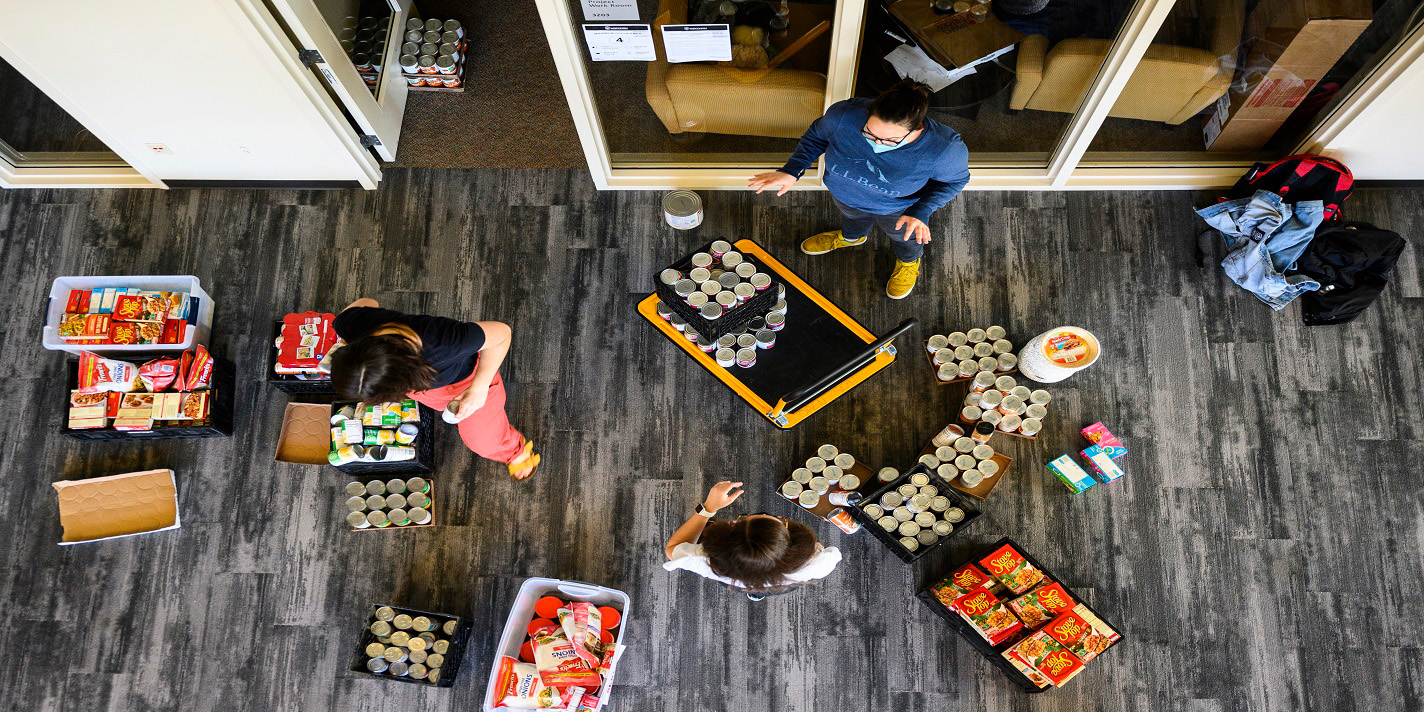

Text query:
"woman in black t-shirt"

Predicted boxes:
[[330, 298, 539, 479]]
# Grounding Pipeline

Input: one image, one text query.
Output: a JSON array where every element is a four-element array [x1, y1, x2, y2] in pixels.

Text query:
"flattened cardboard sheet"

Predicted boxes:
[[275, 402, 333, 465], [53, 469, 179, 544]]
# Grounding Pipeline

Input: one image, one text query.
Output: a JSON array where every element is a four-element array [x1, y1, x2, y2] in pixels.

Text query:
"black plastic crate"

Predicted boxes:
[[61, 355, 237, 441], [916, 537, 1126, 694], [847, 463, 981, 563], [330, 401, 438, 475], [346, 603, 471, 687], [267, 320, 336, 394], [652, 239, 779, 341]]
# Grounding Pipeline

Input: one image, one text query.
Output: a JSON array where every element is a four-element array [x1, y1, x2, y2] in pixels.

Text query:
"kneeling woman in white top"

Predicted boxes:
[[663, 481, 842, 600]]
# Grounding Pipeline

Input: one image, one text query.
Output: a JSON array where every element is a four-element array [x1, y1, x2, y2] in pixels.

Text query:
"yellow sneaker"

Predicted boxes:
[[800, 230, 868, 256], [886, 258, 920, 299]]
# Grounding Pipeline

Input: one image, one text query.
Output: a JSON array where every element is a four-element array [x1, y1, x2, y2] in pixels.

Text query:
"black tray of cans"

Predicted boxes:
[[61, 356, 237, 440], [847, 463, 981, 563], [652, 239, 779, 341], [267, 320, 336, 394], [343, 474, 436, 530], [347, 603, 471, 687], [916, 537, 1125, 694], [330, 401, 438, 475]]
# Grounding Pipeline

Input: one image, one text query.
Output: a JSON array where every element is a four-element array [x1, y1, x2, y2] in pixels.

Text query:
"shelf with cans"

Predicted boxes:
[[653, 239, 787, 367], [390, 17, 468, 92], [342, 476, 434, 530], [349, 604, 471, 686]]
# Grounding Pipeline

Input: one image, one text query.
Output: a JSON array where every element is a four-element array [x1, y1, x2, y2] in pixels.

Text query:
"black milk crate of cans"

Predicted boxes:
[[267, 320, 336, 394], [347, 603, 472, 687], [330, 401, 438, 475], [342, 475, 436, 530], [61, 355, 237, 441], [915, 537, 1126, 694], [652, 239, 780, 341], [847, 463, 981, 563]]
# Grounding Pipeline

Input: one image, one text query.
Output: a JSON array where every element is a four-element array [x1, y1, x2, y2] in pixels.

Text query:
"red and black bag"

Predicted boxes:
[[1224, 154, 1354, 222]]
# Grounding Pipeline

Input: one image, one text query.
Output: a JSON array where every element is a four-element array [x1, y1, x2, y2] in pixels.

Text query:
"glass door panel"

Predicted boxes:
[[0, 55, 124, 167]]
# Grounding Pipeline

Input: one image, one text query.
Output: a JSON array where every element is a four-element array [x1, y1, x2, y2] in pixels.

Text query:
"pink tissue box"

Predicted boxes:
[[1081, 422, 1126, 459]]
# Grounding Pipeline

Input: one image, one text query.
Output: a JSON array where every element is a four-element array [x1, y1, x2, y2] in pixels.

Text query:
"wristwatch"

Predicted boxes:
[[694, 503, 718, 518]]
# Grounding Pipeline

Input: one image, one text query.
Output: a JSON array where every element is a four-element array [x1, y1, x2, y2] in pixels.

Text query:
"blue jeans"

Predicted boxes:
[[833, 197, 923, 262], [1196, 190, 1324, 310]]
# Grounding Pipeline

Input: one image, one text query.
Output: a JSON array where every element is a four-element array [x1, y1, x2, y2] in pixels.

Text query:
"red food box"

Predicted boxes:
[[1004, 630, 1085, 687], [59, 313, 110, 341], [159, 319, 184, 344], [953, 585, 1024, 646], [1054, 604, 1120, 663], [1008, 582, 1076, 629], [930, 563, 998, 608], [980, 544, 1046, 595]]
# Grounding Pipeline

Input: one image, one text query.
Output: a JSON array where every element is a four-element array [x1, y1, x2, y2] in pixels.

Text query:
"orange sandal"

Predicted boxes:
[[508, 440, 540, 480]]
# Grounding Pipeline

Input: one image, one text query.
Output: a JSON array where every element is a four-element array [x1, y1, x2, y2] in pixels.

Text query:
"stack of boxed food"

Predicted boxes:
[[272, 311, 338, 380], [329, 401, 421, 464], [491, 596, 623, 710], [67, 347, 215, 430], [57, 288, 190, 345], [1045, 422, 1128, 494], [928, 542, 1120, 689]]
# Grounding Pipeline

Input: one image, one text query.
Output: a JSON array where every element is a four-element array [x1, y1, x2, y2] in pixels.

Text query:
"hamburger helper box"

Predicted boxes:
[[483, 578, 631, 712]]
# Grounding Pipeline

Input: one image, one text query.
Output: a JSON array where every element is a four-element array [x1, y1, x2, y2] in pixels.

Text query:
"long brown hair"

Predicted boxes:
[[700, 516, 818, 591], [330, 332, 437, 403]]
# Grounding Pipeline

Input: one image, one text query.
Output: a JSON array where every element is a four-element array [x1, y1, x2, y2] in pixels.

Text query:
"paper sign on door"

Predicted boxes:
[[660, 24, 732, 63], [582, 24, 656, 61], [581, 0, 639, 21]]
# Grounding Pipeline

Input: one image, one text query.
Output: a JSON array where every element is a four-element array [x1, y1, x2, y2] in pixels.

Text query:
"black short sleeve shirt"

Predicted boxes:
[[332, 307, 487, 388]]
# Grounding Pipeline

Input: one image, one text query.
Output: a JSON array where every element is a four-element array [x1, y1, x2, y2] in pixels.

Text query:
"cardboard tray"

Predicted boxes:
[[275, 402, 335, 465], [917, 440, 1014, 500], [61, 356, 236, 441], [917, 537, 1126, 694], [778, 458, 880, 522], [343, 475, 436, 531], [346, 603, 471, 687], [330, 402, 438, 475], [846, 463, 981, 563], [267, 320, 336, 394], [53, 469, 180, 544], [652, 238, 780, 341]]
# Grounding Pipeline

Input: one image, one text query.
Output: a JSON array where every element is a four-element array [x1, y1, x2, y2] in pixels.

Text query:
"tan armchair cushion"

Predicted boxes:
[[1014, 39, 1230, 124], [663, 66, 827, 138]]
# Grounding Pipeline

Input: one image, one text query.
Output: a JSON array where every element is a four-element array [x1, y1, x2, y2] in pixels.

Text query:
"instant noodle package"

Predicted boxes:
[[493, 598, 623, 710]]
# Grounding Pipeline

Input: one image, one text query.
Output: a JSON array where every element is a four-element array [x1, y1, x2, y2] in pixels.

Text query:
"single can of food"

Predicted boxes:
[[892, 506, 913, 522], [932, 446, 954, 464], [401, 40, 420, 55], [994, 375, 1017, 392], [366, 641, 387, 658], [917, 529, 939, 546], [659, 268, 682, 286], [721, 251, 743, 268], [733, 262, 755, 279], [927, 334, 949, 353], [965, 328, 987, 343], [392, 614, 414, 630], [347, 495, 368, 512], [663, 191, 703, 230], [780, 480, 803, 500], [981, 410, 1002, 426], [388, 660, 410, 677], [765, 312, 786, 331], [409, 507, 432, 525], [826, 507, 861, 533], [406, 477, 430, 494], [1010, 386, 1032, 402], [954, 437, 976, 453], [910, 472, 930, 486], [715, 291, 737, 309], [654, 303, 671, 322], [690, 252, 714, 269], [443, 619, 459, 636], [999, 396, 1026, 416], [899, 536, 920, 552], [918, 454, 940, 470], [954, 454, 977, 471], [897, 521, 920, 538], [673, 279, 696, 299], [406, 491, 430, 509], [1019, 418, 1043, 437], [839, 473, 861, 491], [384, 493, 406, 510], [688, 267, 711, 284], [945, 507, 966, 523], [907, 494, 931, 513], [407, 636, 429, 653], [754, 330, 775, 349], [440, 29, 461, 46], [417, 55, 437, 73], [953, 345, 975, 361], [715, 333, 736, 350], [733, 282, 755, 302], [669, 314, 687, 331], [365, 494, 386, 511], [1024, 403, 1048, 421], [388, 508, 410, 526], [834, 453, 854, 471], [980, 390, 1003, 409], [946, 331, 968, 347], [418, 42, 438, 56], [828, 490, 862, 507], [878, 467, 899, 483], [937, 363, 957, 382], [709, 240, 731, 258], [427, 651, 446, 666], [972, 444, 995, 461], [771, 298, 788, 315], [985, 325, 1006, 341], [959, 470, 984, 487], [929, 495, 951, 512], [422, 29, 442, 44], [808, 476, 830, 494], [375, 606, 397, 621], [898, 483, 919, 498], [797, 490, 819, 509], [714, 348, 735, 367], [977, 459, 1001, 477], [933, 520, 954, 536], [410, 616, 434, 632], [970, 371, 996, 393], [973, 342, 995, 358], [816, 443, 838, 461], [399, 54, 420, 73], [699, 303, 723, 321], [960, 405, 982, 421], [714, 272, 738, 290], [962, 392, 983, 409], [918, 485, 938, 498], [937, 463, 958, 481], [443, 19, 465, 37], [700, 281, 720, 296], [406, 662, 429, 679], [878, 516, 898, 531], [932, 422, 965, 447], [394, 424, 418, 444], [686, 292, 707, 309], [957, 360, 978, 378], [879, 491, 903, 508], [348, 511, 372, 529], [404, 29, 424, 43], [371, 620, 393, 637], [997, 352, 1018, 372], [367, 657, 389, 673], [977, 357, 998, 373], [735, 348, 756, 368], [750, 273, 772, 291], [972, 422, 995, 443], [992, 339, 1014, 355], [405, 17, 425, 31], [863, 503, 884, 519], [822, 465, 842, 485], [805, 456, 827, 473]]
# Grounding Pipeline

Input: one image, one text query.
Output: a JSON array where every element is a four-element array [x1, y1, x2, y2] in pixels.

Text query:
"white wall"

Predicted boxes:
[[0, 0, 376, 185], [1324, 49, 1424, 180]]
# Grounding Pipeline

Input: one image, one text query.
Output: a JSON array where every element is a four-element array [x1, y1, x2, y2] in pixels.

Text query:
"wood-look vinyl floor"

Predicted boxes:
[[0, 172, 1421, 712]]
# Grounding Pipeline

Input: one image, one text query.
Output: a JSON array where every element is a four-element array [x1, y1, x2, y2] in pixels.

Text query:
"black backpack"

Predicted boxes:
[[1292, 222, 1406, 326], [1225, 154, 1354, 223]]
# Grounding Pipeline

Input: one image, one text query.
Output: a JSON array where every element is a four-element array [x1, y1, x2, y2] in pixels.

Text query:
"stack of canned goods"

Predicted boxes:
[[926, 325, 1017, 382], [862, 469, 968, 552], [655, 240, 788, 370], [917, 432, 1000, 488], [359, 605, 464, 684], [396, 17, 467, 88], [337, 14, 392, 84], [344, 477, 433, 529], [958, 373, 1052, 438], [781, 444, 864, 534], [330, 401, 421, 464]]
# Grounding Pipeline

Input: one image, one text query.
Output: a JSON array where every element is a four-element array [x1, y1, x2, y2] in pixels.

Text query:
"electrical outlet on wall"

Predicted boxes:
[[145, 143, 171, 154]]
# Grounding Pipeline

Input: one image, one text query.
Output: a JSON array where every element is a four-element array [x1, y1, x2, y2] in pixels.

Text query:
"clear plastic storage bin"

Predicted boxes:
[[42, 275, 213, 354]]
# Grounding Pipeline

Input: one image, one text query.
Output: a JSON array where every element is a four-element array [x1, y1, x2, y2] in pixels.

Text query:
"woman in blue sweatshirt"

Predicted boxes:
[[749, 80, 971, 299]]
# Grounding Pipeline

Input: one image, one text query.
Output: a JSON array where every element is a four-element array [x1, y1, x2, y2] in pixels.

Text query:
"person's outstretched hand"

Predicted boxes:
[[749, 171, 796, 196], [704, 481, 744, 512], [896, 215, 931, 244]]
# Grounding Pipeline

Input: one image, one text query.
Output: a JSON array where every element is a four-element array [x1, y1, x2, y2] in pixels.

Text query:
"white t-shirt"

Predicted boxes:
[[663, 542, 842, 589]]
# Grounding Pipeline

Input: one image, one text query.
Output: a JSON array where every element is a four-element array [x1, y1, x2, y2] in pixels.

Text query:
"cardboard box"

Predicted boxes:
[[1206, 0, 1372, 151], [1046, 455, 1096, 494], [53, 469, 179, 544], [1082, 445, 1126, 483], [275, 401, 335, 465]]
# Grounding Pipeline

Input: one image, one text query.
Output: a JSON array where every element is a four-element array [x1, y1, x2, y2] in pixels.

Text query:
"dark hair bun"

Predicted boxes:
[[869, 79, 932, 130]]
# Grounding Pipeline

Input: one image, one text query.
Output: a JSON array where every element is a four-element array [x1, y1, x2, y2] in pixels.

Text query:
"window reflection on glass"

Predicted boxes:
[[1086, 0, 1424, 158], [856, 0, 1133, 163], [577, 0, 838, 164], [320, 0, 395, 97], [0, 55, 121, 164]]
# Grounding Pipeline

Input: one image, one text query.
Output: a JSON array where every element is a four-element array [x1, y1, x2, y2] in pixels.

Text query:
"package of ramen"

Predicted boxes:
[[1051, 605, 1119, 663], [953, 586, 1023, 646], [1003, 630, 1084, 687], [493, 656, 575, 709], [533, 632, 601, 688], [77, 352, 142, 394], [980, 543, 1046, 595], [181, 345, 214, 390], [557, 602, 604, 666], [1008, 582, 1075, 629], [930, 562, 1000, 609], [139, 357, 182, 392]]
